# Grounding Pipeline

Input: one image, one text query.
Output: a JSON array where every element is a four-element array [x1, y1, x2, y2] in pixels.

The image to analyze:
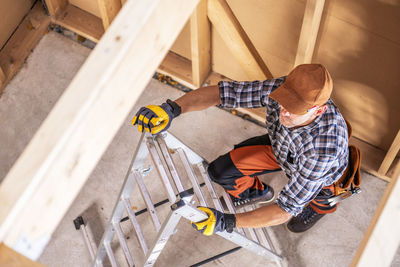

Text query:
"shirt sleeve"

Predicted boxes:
[[276, 153, 337, 216], [218, 78, 285, 109]]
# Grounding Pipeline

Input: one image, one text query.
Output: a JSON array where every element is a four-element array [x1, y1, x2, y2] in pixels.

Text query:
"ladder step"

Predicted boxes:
[[156, 136, 186, 192], [134, 171, 162, 231], [122, 197, 149, 255], [104, 241, 118, 267], [113, 221, 135, 267], [177, 148, 207, 206], [146, 137, 177, 203], [197, 163, 225, 212]]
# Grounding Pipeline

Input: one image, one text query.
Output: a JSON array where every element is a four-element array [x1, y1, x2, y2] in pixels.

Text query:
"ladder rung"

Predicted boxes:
[[113, 221, 135, 267], [134, 171, 162, 231], [146, 137, 177, 203], [122, 197, 149, 255], [156, 136, 186, 193], [177, 148, 207, 206], [197, 162, 225, 212], [104, 241, 118, 267], [242, 206, 260, 243]]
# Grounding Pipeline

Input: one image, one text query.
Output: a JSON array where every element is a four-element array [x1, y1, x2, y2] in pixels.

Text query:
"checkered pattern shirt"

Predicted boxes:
[[218, 77, 349, 216]]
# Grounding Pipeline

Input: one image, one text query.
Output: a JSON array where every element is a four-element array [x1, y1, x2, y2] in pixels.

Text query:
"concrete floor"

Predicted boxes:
[[1, 32, 399, 267]]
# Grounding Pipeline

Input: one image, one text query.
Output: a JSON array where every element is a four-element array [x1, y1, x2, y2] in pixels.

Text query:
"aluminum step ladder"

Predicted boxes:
[[77, 132, 283, 267]]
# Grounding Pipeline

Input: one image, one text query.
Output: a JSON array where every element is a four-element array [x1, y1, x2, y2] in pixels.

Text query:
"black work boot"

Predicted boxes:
[[286, 205, 325, 233], [221, 185, 275, 210]]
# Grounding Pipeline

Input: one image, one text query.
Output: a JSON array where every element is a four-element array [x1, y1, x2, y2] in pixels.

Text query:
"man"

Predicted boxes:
[[132, 64, 349, 235]]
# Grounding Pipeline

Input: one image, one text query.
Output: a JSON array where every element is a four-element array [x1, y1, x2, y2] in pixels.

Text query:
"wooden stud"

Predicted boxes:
[[98, 0, 122, 30], [351, 168, 400, 266], [0, 243, 44, 267], [0, 0, 199, 260], [55, 4, 104, 43], [207, 0, 272, 80], [43, 0, 68, 18], [190, 0, 211, 88], [294, 0, 325, 67], [378, 129, 400, 176], [0, 67, 5, 86], [0, 2, 51, 95]]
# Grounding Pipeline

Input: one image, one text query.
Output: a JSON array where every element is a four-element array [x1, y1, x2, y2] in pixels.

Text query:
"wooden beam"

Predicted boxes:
[[207, 0, 272, 80], [0, 243, 44, 267], [0, 0, 199, 260], [98, 0, 122, 30], [0, 67, 5, 87], [0, 2, 50, 95], [190, 0, 211, 88], [378, 129, 400, 176], [158, 51, 195, 89], [351, 166, 400, 266], [294, 0, 325, 67], [55, 4, 104, 43], [43, 0, 68, 18]]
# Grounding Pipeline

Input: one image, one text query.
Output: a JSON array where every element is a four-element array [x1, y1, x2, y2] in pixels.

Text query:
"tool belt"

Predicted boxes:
[[328, 120, 362, 206]]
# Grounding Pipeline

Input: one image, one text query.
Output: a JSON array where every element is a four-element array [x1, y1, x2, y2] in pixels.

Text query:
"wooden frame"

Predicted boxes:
[[0, 0, 199, 260], [0, 0, 399, 264]]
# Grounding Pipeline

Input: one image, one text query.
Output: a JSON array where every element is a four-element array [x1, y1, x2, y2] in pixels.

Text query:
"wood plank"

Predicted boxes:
[[207, 0, 272, 80], [0, 0, 35, 50], [351, 168, 400, 266], [378, 129, 400, 176], [294, 0, 325, 66], [0, 243, 44, 267], [158, 51, 195, 89], [190, 0, 211, 87], [0, 2, 51, 95], [97, 0, 122, 30], [43, 0, 68, 17], [55, 4, 104, 43], [0, 0, 199, 260], [0, 67, 5, 86]]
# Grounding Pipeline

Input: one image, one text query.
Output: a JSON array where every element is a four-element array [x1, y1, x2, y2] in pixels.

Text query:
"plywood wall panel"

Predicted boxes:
[[170, 20, 191, 60], [69, 0, 100, 18], [315, 11, 400, 151], [0, 0, 35, 50]]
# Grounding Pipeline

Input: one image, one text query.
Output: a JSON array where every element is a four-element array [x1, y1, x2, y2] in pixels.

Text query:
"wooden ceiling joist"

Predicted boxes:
[[0, 0, 199, 260], [190, 0, 211, 87], [207, 0, 273, 80], [294, 0, 325, 67]]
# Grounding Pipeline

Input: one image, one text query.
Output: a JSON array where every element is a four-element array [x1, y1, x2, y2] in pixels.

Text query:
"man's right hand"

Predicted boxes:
[[132, 99, 181, 134]]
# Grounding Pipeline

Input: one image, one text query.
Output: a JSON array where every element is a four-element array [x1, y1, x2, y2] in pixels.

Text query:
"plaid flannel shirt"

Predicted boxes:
[[218, 77, 349, 216]]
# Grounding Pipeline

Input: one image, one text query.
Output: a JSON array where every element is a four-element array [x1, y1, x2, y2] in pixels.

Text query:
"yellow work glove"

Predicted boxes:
[[132, 99, 181, 134], [191, 207, 236, 236]]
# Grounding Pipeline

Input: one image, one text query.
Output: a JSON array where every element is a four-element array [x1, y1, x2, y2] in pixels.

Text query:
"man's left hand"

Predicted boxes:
[[191, 207, 236, 236]]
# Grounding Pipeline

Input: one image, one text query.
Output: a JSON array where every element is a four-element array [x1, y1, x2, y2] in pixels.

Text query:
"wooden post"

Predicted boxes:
[[43, 0, 68, 18], [207, 0, 272, 80], [98, 0, 122, 30], [0, 0, 199, 260], [351, 166, 400, 266], [378, 129, 400, 177], [294, 0, 325, 67], [190, 0, 211, 88]]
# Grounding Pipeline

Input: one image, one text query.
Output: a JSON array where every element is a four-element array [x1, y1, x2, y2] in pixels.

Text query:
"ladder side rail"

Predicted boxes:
[[134, 171, 162, 231], [155, 136, 186, 193], [143, 195, 195, 267], [177, 148, 207, 206], [122, 197, 149, 255], [197, 163, 225, 212], [104, 241, 118, 267], [113, 220, 135, 266], [93, 133, 148, 266], [146, 137, 177, 203], [261, 227, 283, 267]]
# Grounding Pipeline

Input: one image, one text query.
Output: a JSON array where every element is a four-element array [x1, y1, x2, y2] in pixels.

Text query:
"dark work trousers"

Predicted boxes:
[[207, 134, 338, 214]]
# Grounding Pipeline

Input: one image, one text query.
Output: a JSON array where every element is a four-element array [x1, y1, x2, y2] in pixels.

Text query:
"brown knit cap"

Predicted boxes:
[[269, 64, 333, 114]]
